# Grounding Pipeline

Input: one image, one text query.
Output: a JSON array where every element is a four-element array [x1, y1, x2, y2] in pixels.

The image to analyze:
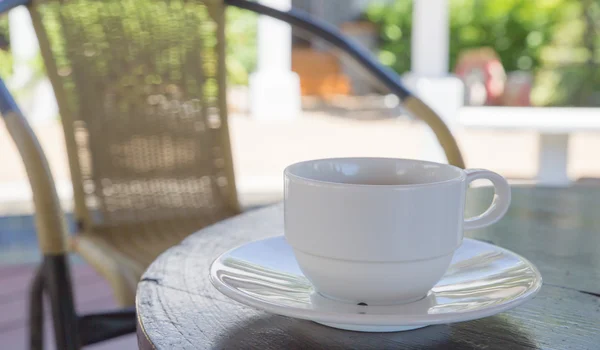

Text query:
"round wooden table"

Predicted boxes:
[[137, 186, 600, 349]]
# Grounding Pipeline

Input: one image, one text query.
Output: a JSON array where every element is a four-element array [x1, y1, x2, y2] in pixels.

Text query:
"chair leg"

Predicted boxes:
[[79, 307, 137, 346], [29, 266, 45, 350], [44, 255, 80, 350]]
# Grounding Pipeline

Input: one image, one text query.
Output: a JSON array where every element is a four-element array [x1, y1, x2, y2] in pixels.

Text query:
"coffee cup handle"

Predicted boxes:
[[463, 169, 511, 230]]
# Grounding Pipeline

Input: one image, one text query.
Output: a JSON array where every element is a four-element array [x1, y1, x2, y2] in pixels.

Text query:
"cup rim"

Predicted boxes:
[[284, 157, 465, 189]]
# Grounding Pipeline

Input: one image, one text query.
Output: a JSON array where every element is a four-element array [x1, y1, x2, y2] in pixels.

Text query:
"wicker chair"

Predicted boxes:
[[1, 0, 464, 348], [29, 0, 240, 307]]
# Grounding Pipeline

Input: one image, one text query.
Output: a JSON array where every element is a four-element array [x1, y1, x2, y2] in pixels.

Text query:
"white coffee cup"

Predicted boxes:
[[284, 157, 511, 305]]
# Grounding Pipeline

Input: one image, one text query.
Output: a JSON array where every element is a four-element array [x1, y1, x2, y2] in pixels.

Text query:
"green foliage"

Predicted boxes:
[[366, 0, 565, 74], [0, 16, 12, 79], [226, 8, 257, 85], [364, 1, 412, 75], [365, 0, 599, 106], [0, 4, 257, 87], [533, 0, 600, 106]]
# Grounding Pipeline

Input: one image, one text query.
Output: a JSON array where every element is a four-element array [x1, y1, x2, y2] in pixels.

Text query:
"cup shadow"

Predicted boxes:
[[214, 313, 536, 350]]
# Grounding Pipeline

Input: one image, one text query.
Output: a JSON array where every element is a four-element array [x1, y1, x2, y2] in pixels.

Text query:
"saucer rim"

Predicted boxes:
[[209, 236, 543, 327]]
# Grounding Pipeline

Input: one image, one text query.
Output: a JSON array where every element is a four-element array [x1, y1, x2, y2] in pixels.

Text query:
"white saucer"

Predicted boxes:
[[210, 236, 542, 332]]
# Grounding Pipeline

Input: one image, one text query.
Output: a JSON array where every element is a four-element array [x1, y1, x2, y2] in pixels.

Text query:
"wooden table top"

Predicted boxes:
[[136, 186, 600, 349]]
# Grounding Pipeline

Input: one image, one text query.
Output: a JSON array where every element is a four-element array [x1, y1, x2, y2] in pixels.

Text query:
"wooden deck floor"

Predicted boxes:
[[0, 263, 137, 349]]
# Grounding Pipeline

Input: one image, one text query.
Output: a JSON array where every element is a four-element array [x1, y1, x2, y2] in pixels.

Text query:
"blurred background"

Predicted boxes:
[[0, 0, 599, 347], [2, 0, 600, 261]]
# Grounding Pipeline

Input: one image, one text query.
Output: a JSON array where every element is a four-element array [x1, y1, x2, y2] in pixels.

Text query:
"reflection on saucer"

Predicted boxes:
[[309, 291, 437, 316], [210, 236, 542, 332]]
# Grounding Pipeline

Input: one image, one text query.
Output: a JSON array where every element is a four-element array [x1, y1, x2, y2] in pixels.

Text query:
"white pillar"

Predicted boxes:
[[537, 133, 570, 186], [8, 6, 58, 124], [249, 0, 301, 121], [8, 6, 39, 89], [411, 0, 449, 77], [403, 0, 464, 164]]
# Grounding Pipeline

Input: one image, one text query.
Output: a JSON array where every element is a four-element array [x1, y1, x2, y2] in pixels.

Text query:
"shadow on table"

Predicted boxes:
[[215, 314, 536, 349]]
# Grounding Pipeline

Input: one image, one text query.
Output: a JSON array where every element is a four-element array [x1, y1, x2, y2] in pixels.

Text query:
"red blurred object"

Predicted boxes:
[[455, 48, 506, 106], [503, 71, 533, 106]]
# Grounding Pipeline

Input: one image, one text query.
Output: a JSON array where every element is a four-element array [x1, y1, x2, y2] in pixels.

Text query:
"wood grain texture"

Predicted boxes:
[[465, 186, 600, 295], [137, 187, 600, 350]]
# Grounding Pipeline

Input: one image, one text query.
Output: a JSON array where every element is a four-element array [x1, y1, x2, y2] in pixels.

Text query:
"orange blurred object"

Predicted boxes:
[[292, 48, 351, 97]]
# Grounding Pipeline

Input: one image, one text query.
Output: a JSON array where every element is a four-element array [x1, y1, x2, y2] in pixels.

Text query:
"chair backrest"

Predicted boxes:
[[28, 0, 239, 230]]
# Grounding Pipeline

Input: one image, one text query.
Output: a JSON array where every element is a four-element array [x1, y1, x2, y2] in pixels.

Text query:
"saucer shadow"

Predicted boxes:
[[214, 314, 536, 350]]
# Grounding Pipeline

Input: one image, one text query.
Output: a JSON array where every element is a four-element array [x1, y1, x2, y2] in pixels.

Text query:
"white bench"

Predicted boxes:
[[459, 107, 600, 186]]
